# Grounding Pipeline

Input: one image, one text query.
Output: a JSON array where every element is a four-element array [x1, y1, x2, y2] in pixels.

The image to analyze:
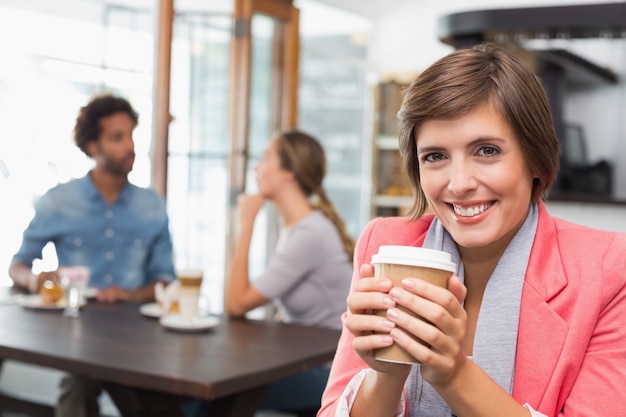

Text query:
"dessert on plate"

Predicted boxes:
[[40, 279, 64, 305], [155, 280, 180, 314]]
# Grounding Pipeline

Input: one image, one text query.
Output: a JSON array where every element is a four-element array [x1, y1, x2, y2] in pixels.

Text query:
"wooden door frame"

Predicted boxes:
[[226, 0, 300, 256], [229, 0, 299, 201], [151, 0, 174, 198]]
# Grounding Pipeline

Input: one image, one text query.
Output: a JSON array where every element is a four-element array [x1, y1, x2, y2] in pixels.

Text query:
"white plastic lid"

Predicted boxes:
[[371, 245, 456, 273]]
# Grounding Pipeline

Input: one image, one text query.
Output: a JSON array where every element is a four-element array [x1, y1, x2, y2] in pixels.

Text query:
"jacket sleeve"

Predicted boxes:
[[317, 218, 380, 417], [558, 233, 626, 416], [318, 215, 431, 416]]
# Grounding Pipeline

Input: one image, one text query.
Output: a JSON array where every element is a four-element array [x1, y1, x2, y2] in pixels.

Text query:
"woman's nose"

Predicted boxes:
[[447, 160, 478, 195]]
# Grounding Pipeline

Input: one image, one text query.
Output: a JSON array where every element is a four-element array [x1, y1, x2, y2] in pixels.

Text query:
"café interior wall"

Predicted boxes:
[[363, 0, 615, 76]]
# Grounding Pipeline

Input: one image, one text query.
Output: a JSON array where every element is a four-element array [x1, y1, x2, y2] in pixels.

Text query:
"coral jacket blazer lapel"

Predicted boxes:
[[512, 204, 568, 411], [512, 201, 626, 416]]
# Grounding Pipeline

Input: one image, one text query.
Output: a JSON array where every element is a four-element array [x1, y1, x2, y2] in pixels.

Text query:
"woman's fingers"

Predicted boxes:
[[447, 274, 467, 304], [348, 274, 394, 314], [398, 278, 465, 331], [384, 278, 467, 363], [359, 262, 375, 278], [345, 309, 394, 334]]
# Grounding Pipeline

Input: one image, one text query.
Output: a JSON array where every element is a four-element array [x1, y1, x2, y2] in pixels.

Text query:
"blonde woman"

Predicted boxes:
[[225, 129, 354, 329], [214, 129, 354, 414]]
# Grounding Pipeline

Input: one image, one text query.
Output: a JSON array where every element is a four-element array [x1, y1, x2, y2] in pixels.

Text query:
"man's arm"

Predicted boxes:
[[96, 279, 168, 303], [9, 262, 58, 293]]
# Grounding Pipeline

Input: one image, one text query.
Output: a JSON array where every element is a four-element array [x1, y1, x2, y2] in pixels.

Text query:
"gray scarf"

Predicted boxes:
[[404, 204, 538, 417]]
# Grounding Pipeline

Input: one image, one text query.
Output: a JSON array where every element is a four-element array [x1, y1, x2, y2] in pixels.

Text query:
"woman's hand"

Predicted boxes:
[[344, 263, 412, 379], [386, 274, 468, 388], [237, 193, 266, 230]]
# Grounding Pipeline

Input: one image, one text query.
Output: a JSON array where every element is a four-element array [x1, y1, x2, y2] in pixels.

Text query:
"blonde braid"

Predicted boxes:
[[312, 189, 355, 262], [275, 129, 355, 261]]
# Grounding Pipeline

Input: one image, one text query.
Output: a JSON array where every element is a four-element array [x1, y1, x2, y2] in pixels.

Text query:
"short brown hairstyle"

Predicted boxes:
[[73, 94, 138, 157], [397, 42, 560, 219]]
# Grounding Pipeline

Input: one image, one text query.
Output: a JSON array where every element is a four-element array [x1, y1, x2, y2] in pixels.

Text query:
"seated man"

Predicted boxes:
[[9, 93, 176, 417]]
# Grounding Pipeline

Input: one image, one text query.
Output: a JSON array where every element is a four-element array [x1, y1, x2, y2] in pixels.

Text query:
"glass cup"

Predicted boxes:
[[177, 268, 204, 320], [59, 266, 90, 317]]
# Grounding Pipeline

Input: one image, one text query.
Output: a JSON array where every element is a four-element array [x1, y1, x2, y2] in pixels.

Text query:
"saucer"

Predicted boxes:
[[16, 294, 86, 310], [159, 314, 220, 332], [139, 302, 166, 318]]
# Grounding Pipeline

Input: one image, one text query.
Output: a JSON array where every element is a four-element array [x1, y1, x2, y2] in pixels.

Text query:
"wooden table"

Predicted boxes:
[[0, 294, 341, 417]]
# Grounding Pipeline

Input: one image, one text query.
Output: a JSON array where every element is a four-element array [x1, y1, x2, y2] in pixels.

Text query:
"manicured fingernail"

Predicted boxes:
[[390, 329, 402, 340], [382, 319, 395, 329], [387, 308, 399, 319], [380, 335, 393, 345], [389, 287, 402, 298], [383, 296, 395, 307], [402, 278, 415, 289], [379, 280, 391, 290]]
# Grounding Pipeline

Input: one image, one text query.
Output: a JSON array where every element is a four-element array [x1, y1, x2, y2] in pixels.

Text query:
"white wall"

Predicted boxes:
[[545, 201, 626, 233], [367, 0, 626, 72]]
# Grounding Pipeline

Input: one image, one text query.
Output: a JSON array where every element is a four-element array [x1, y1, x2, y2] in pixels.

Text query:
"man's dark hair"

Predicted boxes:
[[73, 94, 139, 156]]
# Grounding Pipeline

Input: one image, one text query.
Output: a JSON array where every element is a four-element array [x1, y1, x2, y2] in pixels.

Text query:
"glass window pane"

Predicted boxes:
[[168, 12, 232, 313], [247, 14, 276, 159], [298, 1, 372, 239], [167, 156, 228, 313]]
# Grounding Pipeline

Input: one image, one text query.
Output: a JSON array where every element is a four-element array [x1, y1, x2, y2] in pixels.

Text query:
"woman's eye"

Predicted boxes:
[[477, 145, 499, 157], [422, 152, 446, 163]]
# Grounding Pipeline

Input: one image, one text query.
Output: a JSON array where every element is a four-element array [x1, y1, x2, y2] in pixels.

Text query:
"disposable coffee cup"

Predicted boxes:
[[372, 245, 456, 364], [177, 268, 204, 320]]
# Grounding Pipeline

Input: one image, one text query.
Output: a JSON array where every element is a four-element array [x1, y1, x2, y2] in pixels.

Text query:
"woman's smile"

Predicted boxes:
[[450, 201, 495, 218]]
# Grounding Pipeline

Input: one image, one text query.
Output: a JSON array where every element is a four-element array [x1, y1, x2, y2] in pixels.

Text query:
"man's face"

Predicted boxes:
[[91, 112, 136, 177]]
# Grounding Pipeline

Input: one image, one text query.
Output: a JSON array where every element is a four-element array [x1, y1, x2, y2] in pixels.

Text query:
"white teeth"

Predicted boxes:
[[453, 203, 492, 217]]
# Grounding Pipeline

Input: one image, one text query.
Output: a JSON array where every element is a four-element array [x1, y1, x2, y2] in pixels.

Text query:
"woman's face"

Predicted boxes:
[[254, 139, 291, 198], [416, 103, 535, 251]]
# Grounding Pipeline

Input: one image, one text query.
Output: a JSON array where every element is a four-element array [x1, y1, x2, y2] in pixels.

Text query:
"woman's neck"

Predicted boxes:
[[458, 208, 528, 283], [272, 190, 313, 227]]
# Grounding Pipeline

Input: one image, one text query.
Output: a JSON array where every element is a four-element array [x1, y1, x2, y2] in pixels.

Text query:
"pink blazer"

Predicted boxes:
[[318, 201, 626, 417]]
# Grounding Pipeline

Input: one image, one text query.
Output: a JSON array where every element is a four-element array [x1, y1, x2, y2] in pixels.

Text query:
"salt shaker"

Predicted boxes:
[[63, 283, 81, 317]]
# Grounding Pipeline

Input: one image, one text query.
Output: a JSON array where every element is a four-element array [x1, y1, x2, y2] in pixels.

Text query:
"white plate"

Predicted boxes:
[[16, 294, 86, 310], [159, 314, 220, 332], [139, 302, 166, 318]]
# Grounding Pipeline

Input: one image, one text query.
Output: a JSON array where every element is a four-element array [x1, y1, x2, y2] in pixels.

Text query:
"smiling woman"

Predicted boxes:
[[318, 42, 626, 417]]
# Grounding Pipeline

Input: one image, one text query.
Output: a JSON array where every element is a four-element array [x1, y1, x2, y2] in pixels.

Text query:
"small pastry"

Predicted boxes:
[[40, 280, 64, 304]]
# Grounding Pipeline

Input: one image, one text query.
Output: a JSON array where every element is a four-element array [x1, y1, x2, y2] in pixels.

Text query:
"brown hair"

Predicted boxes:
[[74, 93, 139, 157], [398, 42, 560, 219], [275, 129, 355, 261]]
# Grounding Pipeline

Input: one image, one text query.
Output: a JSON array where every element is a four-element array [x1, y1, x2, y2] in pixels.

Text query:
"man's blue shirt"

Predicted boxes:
[[12, 173, 176, 289]]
